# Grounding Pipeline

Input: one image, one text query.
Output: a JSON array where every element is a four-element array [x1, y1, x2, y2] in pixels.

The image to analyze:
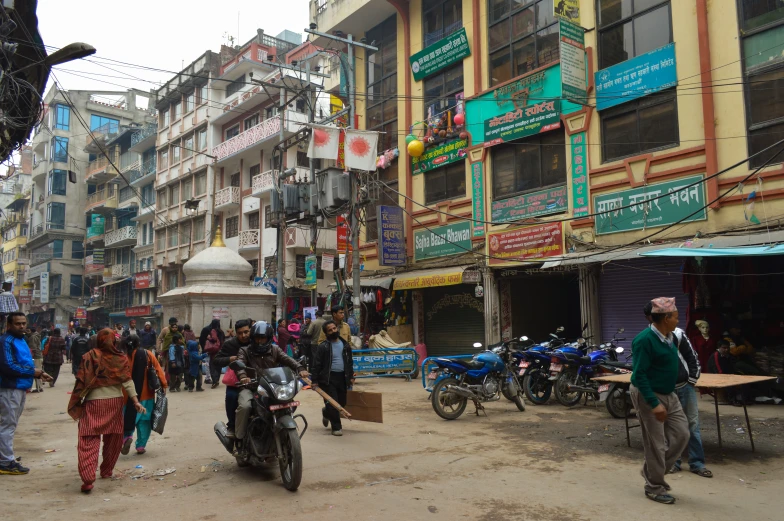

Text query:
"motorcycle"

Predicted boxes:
[[214, 361, 307, 491], [514, 340, 558, 405], [429, 341, 525, 420], [593, 331, 634, 418]]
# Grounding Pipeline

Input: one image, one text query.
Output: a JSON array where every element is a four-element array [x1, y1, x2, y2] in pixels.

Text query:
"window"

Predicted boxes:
[[72, 241, 84, 259], [230, 173, 240, 188], [295, 98, 306, 113], [197, 85, 208, 104], [183, 134, 194, 159], [248, 259, 259, 280], [180, 221, 191, 245], [168, 226, 178, 248], [159, 149, 168, 170], [265, 106, 278, 120], [297, 151, 309, 167], [195, 172, 207, 195], [51, 137, 68, 163], [423, 0, 462, 47], [424, 163, 466, 204], [244, 114, 259, 130], [47, 169, 66, 195], [226, 74, 246, 97], [184, 91, 195, 113], [181, 177, 192, 200], [172, 102, 181, 121], [141, 183, 156, 208], [423, 64, 464, 119], [738, 2, 784, 167], [156, 227, 166, 250], [166, 270, 179, 290], [488, 0, 559, 86], [46, 202, 65, 229], [169, 183, 180, 205], [248, 211, 260, 230], [194, 217, 205, 241], [367, 16, 399, 152], [70, 275, 82, 297], [601, 89, 678, 162], [52, 240, 63, 259], [119, 186, 133, 203], [225, 125, 240, 140], [296, 254, 307, 278], [366, 167, 399, 241], [264, 256, 277, 278], [248, 164, 260, 187], [265, 205, 273, 228], [171, 141, 180, 163], [54, 104, 70, 130], [157, 189, 166, 210], [492, 129, 567, 198], [598, 0, 671, 70], [161, 108, 170, 127], [50, 275, 61, 297], [225, 216, 239, 238], [198, 128, 207, 150], [90, 115, 119, 133]]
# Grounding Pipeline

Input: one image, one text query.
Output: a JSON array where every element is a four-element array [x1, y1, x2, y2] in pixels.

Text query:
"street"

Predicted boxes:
[[6, 372, 784, 521]]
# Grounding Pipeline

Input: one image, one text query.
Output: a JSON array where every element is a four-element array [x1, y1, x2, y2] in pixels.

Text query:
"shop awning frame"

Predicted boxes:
[[639, 245, 784, 257], [96, 277, 132, 289]]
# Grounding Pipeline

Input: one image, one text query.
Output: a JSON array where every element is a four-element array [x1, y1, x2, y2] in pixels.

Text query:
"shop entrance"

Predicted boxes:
[[504, 270, 581, 342], [423, 284, 485, 357]]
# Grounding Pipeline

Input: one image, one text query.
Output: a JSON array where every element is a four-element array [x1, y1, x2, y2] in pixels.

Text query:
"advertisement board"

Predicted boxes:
[[409, 27, 471, 81], [491, 185, 568, 223], [487, 222, 564, 266], [414, 221, 472, 261], [595, 43, 677, 111], [377, 205, 406, 266]]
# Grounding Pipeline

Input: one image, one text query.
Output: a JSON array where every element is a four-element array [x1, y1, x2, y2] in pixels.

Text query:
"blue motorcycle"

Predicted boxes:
[[430, 341, 525, 420], [515, 341, 558, 405]]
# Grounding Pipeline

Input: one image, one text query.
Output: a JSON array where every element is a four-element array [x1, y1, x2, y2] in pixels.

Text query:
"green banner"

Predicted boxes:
[[305, 254, 317, 287], [594, 175, 707, 235], [559, 20, 587, 104], [470, 162, 485, 237], [411, 138, 467, 175], [414, 221, 472, 261], [86, 214, 105, 238], [410, 27, 471, 81], [483, 100, 561, 146], [491, 185, 568, 223], [571, 132, 589, 218]]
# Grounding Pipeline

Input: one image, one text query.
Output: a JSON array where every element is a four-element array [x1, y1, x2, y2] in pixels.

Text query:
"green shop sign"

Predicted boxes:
[[594, 175, 707, 235], [411, 138, 468, 175], [470, 162, 485, 237], [86, 214, 105, 238], [414, 221, 472, 261], [483, 100, 561, 146], [410, 27, 471, 82], [491, 185, 568, 223]]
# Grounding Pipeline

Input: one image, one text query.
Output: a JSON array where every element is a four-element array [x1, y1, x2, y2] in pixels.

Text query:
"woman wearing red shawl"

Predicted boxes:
[[68, 329, 145, 493]]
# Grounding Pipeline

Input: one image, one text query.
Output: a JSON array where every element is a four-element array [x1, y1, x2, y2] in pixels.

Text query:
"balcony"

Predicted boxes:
[[85, 187, 119, 214], [251, 170, 277, 198], [84, 122, 121, 154], [215, 186, 240, 210], [85, 264, 104, 277], [30, 221, 65, 241], [130, 157, 156, 185], [119, 151, 140, 175], [239, 229, 260, 251], [129, 123, 157, 153], [105, 226, 138, 247], [32, 159, 47, 181], [212, 115, 281, 164], [309, 0, 396, 47], [111, 263, 131, 278], [86, 153, 120, 183]]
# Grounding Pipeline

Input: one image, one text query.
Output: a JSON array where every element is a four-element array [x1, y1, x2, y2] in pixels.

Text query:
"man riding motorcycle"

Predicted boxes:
[[234, 321, 308, 440]]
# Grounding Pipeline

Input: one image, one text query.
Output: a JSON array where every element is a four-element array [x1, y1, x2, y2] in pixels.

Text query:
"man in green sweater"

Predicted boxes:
[[630, 297, 689, 505]]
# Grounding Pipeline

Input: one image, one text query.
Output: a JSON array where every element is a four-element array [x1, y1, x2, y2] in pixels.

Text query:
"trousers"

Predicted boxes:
[[225, 386, 240, 430], [674, 385, 706, 471], [322, 372, 348, 431], [209, 355, 221, 385], [0, 388, 26, 463], [43, 363, 61, 386], [235, 389, 255, 439], [630, 385, 690, 496], [34, 359, 43, 391], [185, 372, 203, 390], [77, 433, 122, 484]]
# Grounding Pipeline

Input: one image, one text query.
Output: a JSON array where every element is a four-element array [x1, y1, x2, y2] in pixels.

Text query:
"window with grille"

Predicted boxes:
[[230, 173, 240, 188], [424, 0, 462, 47], [296, 254, 307, 278], [226, 125, 240, 140], [264, 256, 277, 278], [248, 164, 260, 187], [245, 114, 259, 130], [226, 75, 246, 97], [225, 216, 239, 238], [248, 211, 260, 230], [425, 163, 466, 204], [265, 205, 273, 228], [492, 129, 567, 198], [248, 259, 259, 280], [367, 16, 398, 153], [597, 0, 671, 70]]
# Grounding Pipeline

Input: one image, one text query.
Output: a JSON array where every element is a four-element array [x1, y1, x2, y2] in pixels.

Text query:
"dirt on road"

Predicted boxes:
[[6, 373, 784, 520]]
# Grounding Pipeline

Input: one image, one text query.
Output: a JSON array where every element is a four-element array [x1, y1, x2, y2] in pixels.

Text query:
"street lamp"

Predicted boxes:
[[184, 198, 200, 216]]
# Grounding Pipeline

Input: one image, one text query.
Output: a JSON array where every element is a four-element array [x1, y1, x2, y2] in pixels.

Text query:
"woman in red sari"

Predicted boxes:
[[68, 329, 145, 493]]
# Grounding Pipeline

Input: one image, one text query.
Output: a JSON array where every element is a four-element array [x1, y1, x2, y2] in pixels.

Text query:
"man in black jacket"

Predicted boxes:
[[213, 319, 251, 438], [644, 302, 712, 478], [310, 320, 354, 436]]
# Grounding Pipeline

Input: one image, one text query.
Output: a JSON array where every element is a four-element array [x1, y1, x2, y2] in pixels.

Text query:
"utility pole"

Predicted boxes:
[[306, 60, 318, 308], [276, 78, 286, 322]]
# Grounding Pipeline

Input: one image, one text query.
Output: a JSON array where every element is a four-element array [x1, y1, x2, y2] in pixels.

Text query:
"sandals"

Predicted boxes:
[[692, 468, 713, 478], [646, 492, 676, 504]]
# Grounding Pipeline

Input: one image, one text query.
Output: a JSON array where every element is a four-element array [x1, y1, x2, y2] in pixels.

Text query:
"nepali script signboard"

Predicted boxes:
[[411, 137, 468, 175], [483, 100, 561, 147], [487, 222, 564, 267], [559, 20, 587, 104], [414, 221, 472, 261], [352, 348, 418, 377], [378, 205, 406, 266], [492, 185, 568, 222], [595, 43, 677, 111], [410, 27, 471, 82], [593, 175, 707, 235]]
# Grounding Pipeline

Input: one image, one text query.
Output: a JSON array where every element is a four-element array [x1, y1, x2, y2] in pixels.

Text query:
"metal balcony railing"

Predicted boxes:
[[130, 124, 157, 148], [130, 157, 156, 183], [30, 222, 65, 240]]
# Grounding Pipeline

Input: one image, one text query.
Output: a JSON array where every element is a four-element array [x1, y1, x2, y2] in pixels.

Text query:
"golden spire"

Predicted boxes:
[[212, 225, 226, 247]]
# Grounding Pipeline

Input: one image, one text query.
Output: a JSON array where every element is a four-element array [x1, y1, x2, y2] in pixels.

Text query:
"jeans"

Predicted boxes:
[[225, 386, 240, 430], [0, 388, 26, 463], [674, 385, 706, 471]]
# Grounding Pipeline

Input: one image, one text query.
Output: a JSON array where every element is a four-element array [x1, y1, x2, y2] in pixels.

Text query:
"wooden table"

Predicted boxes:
[[592, 373, 776, 452]]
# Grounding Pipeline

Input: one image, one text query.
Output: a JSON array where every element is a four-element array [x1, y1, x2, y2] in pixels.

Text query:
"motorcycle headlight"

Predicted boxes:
[[256, 384, 268, 397], [272, 381, 297, 401]]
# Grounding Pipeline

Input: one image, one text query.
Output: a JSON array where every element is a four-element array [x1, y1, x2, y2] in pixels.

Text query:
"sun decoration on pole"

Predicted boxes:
[[313, 128, 332, 148], [347, 134, 372, 158]]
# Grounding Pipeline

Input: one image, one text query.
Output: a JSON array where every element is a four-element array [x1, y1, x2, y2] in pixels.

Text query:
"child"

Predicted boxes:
[[184, 340, 208, 392], [168, 334, 185, 392]]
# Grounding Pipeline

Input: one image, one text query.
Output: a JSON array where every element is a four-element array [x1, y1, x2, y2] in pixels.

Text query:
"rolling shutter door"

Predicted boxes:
[[423, 285, 485, 357], [599, 258, 687, 345]]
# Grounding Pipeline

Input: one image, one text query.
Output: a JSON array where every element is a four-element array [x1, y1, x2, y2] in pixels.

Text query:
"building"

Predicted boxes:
[[26, 86, 153, 328], [309, 0, 784, 360], [1, 147, 33, 305]]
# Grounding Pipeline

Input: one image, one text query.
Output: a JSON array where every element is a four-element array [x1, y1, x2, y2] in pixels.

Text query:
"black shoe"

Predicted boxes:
[[321, 408, 329, 429], [645, 492, 676, 504], [211, 382, 219, 389], [0, 461, 30, 475], [196, 388, 204, 392]]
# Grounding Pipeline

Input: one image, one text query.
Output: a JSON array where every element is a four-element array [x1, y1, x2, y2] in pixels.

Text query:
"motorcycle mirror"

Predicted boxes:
[[599, 343, 606, 348], [556, 326, 565, 333], [615, 347, 624, 353], [473, 342, 483, 349], [520, 336, 529, 342], [229, 360, 246, 372], [577, 337, 585, 345]]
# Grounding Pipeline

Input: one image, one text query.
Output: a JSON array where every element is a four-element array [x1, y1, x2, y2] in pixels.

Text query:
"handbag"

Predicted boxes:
[[222, 367, 239, 386], [151, 389, 168, 435], [146, 350, 161, 391]]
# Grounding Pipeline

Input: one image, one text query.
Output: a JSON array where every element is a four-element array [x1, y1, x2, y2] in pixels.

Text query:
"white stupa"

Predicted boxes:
[[157, 226, 275, 328]]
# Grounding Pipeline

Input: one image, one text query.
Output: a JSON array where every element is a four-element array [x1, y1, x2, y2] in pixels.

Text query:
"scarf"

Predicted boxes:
[[68, 329, 131, 420], [712, 351, 725, 374]]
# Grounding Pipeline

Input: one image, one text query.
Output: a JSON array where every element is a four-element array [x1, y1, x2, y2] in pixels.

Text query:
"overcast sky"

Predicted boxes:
[[39, 0, 311, 93]]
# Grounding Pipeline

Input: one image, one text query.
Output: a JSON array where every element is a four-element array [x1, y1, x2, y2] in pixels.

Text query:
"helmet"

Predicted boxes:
[[250, 321, 274, 354]]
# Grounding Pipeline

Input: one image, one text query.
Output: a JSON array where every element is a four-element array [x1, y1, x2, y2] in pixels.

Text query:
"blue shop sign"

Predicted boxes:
[[377, 205, 406, 266], [595, 43, 677, 111]]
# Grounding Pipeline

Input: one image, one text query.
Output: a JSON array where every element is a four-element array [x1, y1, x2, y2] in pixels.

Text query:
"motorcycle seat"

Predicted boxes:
[[454, 359, 484, 370], [603, 361, 632, 369]]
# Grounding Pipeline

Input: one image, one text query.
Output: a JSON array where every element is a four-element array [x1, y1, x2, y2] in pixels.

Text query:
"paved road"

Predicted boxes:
[[6, 372, 784, 520]]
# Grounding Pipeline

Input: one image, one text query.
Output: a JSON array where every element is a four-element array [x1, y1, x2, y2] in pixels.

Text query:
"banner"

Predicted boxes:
[[307, 124, 340, 160], [411, 138, 468, 175], [212, 306, 230, 319], [40, 272, 49, 304], [483, 100, 561, 147], [74, 307, 87, 320], [492, 185, 568, 223], [414, 221, 471, 261], [321, 252, 335, 272], [595, 43, 677, 111], [487, 222, 564, 266], [86, 214, 105, 238], [410, 27, 471, 82], [305, 255, 317, 287], [125, 305, 151, 317], [571, 132, 589, 218], [344, 130, 379, 171], [336, 215, 352, 252], [18, 288, 32, 304], [559, 20, 586, 104], [470, 162, 486, 237], [377, 205, 406, 266], [134, 271, 155, 289]]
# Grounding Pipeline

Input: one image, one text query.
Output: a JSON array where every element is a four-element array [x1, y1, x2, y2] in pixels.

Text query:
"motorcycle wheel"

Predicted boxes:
[[278, 428, 303, 491], [431, 377, 468, 420], [553, 372, 583, 407], [501, 375, 519, 401], [605, 384, 633, 419], [235, 453, 250, 468], [523, 370, 552, 405], [512, 391, 526, 412]]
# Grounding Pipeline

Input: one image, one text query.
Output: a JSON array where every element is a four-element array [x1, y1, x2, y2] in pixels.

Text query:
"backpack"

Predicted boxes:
[[204, 329, 221, 355]]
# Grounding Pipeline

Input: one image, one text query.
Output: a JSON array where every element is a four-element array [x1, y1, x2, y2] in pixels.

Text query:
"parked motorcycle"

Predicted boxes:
[[214, 361, 307, 491], [515, 341, 557, 405], [429, 342, 525, 420]]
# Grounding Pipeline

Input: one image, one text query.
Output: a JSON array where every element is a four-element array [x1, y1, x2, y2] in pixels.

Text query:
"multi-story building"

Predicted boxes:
[[309, 0, 784, 358], [1, 148, 33, 305], [26, 86, 152, 328]]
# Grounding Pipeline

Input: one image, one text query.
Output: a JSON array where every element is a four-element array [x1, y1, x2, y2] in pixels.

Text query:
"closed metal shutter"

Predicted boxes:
[[599, 258, 687, 346], [423, 285, 485, 357]]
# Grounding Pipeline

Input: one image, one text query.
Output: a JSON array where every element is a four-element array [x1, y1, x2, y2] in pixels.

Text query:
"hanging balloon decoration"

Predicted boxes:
[[453, 113, 465, 127], [407, 138, 424, 157], [405, 133, 417, 144]]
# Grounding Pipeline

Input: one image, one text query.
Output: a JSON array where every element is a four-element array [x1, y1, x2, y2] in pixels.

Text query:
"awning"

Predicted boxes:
[[393, 266, 468, 290], [86, 305, 104, 311], [329, 275, 393, 289], [640, 245, 784, 257], [96, 277, 132, 289]]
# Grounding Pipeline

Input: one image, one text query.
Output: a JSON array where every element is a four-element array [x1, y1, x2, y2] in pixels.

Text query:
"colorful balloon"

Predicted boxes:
[[405, 134, 417, 144], [453, 113, 465, 126], [408, 139, 425, 157]]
